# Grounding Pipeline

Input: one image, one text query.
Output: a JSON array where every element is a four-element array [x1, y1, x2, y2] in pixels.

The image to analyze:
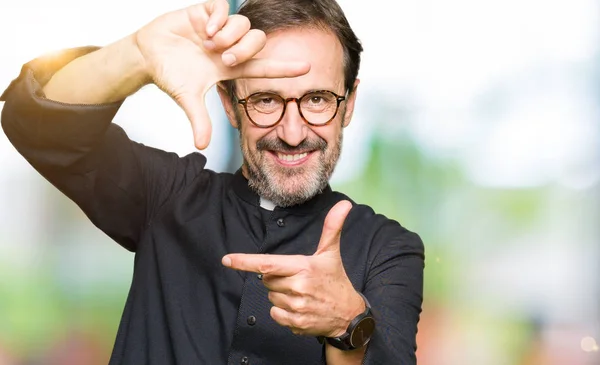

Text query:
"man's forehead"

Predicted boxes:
[[257, 27, 343, 60], [236, 77, 344, 98], [238, 27, 345, 95]]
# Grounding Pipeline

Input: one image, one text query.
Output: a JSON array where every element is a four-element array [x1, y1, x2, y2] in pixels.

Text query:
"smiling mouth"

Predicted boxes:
[[269, 151, 313, 166], [277, 152, 308, 161]]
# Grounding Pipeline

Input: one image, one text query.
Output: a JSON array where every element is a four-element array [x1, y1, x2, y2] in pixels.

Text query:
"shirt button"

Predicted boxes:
[[276, 218, 285, 227], [241, 356, 249, 365], [247, 315, 256, 326], [257, 274, 263, 280]]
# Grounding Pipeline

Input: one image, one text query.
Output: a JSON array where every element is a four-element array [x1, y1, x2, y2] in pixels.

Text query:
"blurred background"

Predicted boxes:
[[0, 0, 598, 364]]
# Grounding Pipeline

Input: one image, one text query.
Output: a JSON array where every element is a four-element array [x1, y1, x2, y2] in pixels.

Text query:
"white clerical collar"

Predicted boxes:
[[260, 197, 276, 211]]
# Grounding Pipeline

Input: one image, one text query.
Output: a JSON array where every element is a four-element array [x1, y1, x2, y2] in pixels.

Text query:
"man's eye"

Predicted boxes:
[[259, 98, 274, 104], [309, 97, 324, 104]]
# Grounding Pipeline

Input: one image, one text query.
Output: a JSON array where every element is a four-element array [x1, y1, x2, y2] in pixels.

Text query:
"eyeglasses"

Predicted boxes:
[[236, 90, 346, 128]]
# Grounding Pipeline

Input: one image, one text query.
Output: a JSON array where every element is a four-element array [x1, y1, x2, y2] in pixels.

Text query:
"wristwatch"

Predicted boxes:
[[318, 293, 375, 351]]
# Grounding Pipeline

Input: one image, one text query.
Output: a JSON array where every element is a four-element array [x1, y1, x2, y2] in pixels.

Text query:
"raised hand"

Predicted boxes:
[[135, 0, 311, 149], [222, 200, 366, 337]]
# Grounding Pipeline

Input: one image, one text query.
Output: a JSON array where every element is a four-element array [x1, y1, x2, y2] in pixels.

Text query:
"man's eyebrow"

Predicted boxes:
[[247, 89, 281, 95], [247, 88, 339, 96]]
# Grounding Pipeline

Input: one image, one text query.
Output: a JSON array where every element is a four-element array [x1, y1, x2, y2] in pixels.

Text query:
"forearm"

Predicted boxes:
[[326, 344, 366, 364], [43, 34, 150, 104]]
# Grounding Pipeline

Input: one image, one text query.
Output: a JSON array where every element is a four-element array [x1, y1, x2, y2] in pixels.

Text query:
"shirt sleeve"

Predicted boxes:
[[0, 48, 208, 252], [362, 222, 425, 365]]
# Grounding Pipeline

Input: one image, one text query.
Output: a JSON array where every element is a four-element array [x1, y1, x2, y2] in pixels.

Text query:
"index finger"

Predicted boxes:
[[233, 58, 311, 79], [222, 254, 306, 276]]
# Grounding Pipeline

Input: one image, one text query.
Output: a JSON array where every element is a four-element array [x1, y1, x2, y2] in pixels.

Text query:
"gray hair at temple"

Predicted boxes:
[[222, 0, 363, 102]]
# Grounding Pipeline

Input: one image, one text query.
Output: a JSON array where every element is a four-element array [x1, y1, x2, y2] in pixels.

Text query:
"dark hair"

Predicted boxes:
[[223, 0, 363, 100]]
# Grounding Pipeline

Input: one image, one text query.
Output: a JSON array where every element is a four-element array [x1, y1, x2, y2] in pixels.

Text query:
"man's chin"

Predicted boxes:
[[261, 174, 326, 207], [244, 156, 331, 207], [271, 166, 320, 185]]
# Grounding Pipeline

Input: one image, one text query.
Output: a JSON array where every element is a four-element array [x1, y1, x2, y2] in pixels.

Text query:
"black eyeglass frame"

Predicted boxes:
[[236, 90, 346, 128]]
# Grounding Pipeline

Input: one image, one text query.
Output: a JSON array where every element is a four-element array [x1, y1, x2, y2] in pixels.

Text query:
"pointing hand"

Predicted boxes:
[[222, 201, 366, 337]]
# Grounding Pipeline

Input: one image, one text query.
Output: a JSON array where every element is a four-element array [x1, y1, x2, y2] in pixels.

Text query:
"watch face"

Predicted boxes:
[[350, 317, 376, 348]]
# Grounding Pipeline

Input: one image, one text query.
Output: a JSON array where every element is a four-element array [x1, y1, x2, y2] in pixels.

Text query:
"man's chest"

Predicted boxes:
[[126, 200, 348, 364]]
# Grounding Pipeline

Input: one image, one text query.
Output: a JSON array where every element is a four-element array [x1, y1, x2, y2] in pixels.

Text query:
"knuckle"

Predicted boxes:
[[258, 262, 273, 274], [290, 297, 308, 313], [227, 14, 250, 30], [291, 280, 308, 296], [232, 33, 264, 58], [212, 33, 230, 45], [238, 15, 251, 30], [291, 316, 309, 330], [248, 29, 266, 43]]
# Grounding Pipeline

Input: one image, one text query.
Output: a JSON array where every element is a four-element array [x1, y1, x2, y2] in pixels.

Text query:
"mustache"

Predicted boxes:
[[256, 136, 327, 153]]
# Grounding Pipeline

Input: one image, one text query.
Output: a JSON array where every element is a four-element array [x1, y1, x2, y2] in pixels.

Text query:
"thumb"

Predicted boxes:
[[314, 200, 353, 255], [177, 91, 213, 150]]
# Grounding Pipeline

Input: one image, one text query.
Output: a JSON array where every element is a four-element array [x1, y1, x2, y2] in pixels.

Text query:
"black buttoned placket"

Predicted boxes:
[[226, 208, 325, 365], [227, 211, 291, 365]]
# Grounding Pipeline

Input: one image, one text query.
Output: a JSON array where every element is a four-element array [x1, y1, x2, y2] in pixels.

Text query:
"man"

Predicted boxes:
[[1, 0, 424, 364]]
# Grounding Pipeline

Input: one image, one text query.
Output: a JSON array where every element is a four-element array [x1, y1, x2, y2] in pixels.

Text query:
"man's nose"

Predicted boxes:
[[276, 101, 308, 147]]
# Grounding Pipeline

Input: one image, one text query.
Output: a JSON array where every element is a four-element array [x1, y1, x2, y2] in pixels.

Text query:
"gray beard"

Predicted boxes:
[[247, 164, 328, 208], [239, 128, 343, 208]]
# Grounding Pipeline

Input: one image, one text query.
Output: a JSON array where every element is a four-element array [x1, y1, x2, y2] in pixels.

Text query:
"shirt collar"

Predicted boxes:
[[231, 168, 334, 214], [260, 198, 276, 211]]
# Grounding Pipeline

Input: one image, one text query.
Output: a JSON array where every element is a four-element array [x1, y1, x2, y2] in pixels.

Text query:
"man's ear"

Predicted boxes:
[[342, 79, 360, 128], [217, 81, 240, 129]]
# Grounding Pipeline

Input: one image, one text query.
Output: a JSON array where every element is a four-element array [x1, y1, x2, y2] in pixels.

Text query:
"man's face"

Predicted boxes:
[[219, 28, 359, 207]]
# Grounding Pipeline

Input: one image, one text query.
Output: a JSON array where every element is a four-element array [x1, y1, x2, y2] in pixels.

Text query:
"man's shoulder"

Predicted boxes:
[[331, 190, 424, 257], [329, 190, 396, 229], [166, 151, 235, 183]]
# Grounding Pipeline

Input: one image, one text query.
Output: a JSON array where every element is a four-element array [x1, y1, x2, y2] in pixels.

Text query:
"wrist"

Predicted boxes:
[[320, 292, 375, 352], [325, 342, 366, 364], [118, 34, 153, 89], [332, 290, 367, 337]]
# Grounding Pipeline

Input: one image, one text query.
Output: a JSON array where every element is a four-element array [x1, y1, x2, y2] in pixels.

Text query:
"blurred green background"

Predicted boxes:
[[0, 0, 599, 364]]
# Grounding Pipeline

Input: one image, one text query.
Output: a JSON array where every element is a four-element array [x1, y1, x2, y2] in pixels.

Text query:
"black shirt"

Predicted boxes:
[[0, 50, 425, 365]]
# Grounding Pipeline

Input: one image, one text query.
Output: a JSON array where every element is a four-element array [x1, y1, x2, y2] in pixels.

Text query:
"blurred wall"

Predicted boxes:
[[0, 0, 598, 364]]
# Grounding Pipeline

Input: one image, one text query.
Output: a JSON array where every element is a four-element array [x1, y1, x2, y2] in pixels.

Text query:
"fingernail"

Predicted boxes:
[[222, 53, 237, 66], [203, 40, 216, 50], [222, 256, 232, 267]]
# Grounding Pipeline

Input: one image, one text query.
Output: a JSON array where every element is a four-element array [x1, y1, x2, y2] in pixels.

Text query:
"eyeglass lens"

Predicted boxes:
[[245, 91, 340, 126]]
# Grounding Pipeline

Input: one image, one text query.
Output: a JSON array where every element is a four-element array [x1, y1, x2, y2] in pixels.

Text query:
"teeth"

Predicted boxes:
[[277, 152, 308, 162]]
